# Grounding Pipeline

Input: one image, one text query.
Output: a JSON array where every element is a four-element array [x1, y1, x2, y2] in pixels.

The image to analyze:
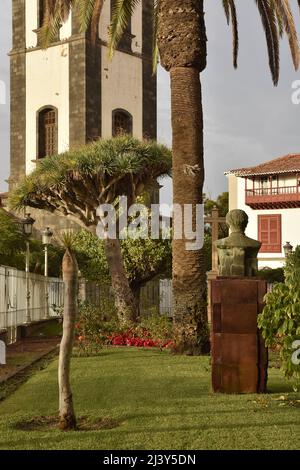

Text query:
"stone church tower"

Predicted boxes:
[[9, 0, 157, 228]]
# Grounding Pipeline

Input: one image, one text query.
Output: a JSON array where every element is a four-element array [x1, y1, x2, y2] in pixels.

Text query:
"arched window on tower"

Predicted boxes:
[[37, 107, 58, 159], [112, 109, 133, 137]]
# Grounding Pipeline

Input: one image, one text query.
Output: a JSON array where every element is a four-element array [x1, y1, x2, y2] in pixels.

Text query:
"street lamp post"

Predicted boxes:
[[21, 213, 35, 324], [42, 227, 53, 319], [283, 242, 294, 258]]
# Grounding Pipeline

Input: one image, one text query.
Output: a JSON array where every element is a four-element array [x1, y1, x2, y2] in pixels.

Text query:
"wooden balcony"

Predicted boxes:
[[246, 186, 300, 209]]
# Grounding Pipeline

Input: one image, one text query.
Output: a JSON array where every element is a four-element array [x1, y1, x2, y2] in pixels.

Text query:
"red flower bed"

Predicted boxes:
[[109, 330, 174, 349], [74, 307, 174, 353]]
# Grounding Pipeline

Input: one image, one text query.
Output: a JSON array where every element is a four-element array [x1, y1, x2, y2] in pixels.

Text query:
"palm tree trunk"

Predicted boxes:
[[158, 0, 209, 354], [104, 238, 137, 325], [58, 248, 78, 430], [170, 67, 209, 355]]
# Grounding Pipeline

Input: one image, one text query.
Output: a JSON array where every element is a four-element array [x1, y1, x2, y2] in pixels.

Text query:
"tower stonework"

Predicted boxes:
[[9, 0, 157, 229], [10, 0, 26, 186]]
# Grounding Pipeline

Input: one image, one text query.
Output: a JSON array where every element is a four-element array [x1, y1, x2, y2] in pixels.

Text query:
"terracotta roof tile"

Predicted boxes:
[[225, 153, 300, 177]]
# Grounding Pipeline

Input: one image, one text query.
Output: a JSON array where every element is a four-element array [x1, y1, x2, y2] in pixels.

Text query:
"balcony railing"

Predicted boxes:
[[245, 186, 300, 209]]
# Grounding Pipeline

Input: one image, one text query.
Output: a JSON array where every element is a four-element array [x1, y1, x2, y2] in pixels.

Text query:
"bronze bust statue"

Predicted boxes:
[[214, 209, 261, 277]]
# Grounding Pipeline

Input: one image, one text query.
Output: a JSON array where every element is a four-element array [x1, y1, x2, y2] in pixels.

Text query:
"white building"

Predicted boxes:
[[226, 153, 300, 269]]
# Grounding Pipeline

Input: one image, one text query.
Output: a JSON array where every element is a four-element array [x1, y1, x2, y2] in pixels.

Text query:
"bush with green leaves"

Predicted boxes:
[[0, 209, 25, 269], [75, 302, 118, 356], [74, 227, 172, 294], [258, 247, 300, 382], [0, 208, 63, 276], [137, 315, 173, 345], [257, 267, 284, 284]]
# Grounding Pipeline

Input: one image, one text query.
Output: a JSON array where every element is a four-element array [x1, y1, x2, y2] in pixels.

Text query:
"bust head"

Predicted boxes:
[[226, 209, 249, 234]]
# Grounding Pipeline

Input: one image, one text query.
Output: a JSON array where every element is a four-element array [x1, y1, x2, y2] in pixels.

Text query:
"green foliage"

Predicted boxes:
[[204, 192, 229, 218], [75, 303, 118, 357], [0, 209, 24, 253], [137, 315, 173, 345], [0, 209, 63, 276], [29, 241, 63, 277], [257, 267, 284, 284], [204, 192, 229, 239], [122, 237, 172, 286], [73, 228, 172, 288], [57, 229, 78, 250], [258, 247, 300, 382], [73, 230, 109, 283]]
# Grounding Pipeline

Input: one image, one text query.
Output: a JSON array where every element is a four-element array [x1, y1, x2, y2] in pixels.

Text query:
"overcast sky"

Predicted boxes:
[[1, 0, 300, 202]]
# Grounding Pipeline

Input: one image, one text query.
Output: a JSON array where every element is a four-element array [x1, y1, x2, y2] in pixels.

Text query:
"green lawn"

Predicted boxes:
[[0, 348, 299, 450]]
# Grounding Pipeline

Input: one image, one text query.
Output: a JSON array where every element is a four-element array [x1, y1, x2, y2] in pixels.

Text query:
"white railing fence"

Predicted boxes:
[[0, 265, 64, 343], [159, 279, 173, 317]]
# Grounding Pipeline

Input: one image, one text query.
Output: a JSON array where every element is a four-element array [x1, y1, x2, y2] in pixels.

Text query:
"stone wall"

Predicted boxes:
[[142, 0, 157, 140], [9, 0, 26, 189]]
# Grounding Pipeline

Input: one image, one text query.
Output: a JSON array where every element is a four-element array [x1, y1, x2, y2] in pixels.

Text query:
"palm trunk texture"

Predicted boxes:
[[59, 248, 78, 430], [158, 0, 210, 354]]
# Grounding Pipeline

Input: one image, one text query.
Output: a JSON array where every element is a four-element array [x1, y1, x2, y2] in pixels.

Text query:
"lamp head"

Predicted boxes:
[[283, 242, 293, 258], [21, 213, 35, 236], [42, 227, 53, 246]]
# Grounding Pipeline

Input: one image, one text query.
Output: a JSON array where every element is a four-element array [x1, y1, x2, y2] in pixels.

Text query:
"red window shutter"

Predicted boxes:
[[258, 215, 281, 253]]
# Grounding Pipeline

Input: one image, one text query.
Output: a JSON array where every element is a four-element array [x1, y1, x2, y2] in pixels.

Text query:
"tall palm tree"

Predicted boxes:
[[40, 0, 300, 354], [9, 136, 172, 325]]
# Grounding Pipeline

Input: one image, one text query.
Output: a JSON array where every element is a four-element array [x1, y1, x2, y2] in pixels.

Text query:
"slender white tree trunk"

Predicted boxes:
[[58, 248, 78, 430]]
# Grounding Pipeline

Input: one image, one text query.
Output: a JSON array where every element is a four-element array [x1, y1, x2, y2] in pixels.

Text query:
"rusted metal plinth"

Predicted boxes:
[[211, 278, 268, 394]]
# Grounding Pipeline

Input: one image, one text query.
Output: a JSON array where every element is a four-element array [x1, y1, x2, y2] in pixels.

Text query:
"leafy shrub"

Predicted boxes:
[[75, 302, 118, 356], [257, 267, 284, 284], [258, 247, 300, 383], [138, 315, 173, 344], [0, 209, 63, 276]]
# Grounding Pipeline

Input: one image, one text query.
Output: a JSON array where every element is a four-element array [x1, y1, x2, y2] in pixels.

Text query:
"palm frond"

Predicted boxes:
[[222, 0, 231, 24], [255, 0, 280, 86], [38, 0, 75, 48], [152, 0, 159, 73], [272, 0, 299, 70], [57, 229, 78, 250], [109, 0, 141, 58], [222, 0, 239, 68], [272, 0, 284, 37], [75, 0, 105, 42]]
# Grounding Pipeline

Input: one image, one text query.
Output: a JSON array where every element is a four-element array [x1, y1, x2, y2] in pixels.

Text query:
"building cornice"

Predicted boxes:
[[8, 35, 152, 63]]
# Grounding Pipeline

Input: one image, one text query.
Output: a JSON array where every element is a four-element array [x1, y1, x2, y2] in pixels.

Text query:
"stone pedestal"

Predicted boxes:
[[211, 277, 268, 394]]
